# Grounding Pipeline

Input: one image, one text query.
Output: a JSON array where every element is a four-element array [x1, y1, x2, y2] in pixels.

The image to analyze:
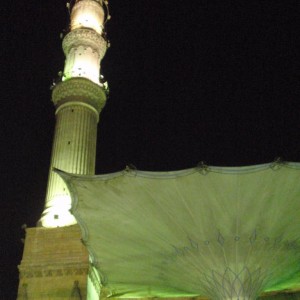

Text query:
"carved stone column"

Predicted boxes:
[[40, 78, 106, 227]]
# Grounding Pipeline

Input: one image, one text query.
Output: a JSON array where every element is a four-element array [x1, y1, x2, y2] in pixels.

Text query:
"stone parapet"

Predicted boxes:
[[63, 28, 107, 59], [52, 77, 106, 114]]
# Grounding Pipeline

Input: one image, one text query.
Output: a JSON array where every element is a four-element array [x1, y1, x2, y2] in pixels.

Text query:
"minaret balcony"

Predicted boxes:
[[52, 77, 107, 115], [62, 29, 107, 84]]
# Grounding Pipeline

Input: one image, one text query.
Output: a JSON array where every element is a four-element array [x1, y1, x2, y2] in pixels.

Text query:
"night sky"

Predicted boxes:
[[2, 1, 300, 298]]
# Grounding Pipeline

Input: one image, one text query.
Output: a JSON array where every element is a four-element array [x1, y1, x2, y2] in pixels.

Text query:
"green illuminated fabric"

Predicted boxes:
[[58, 162, 300, 299]]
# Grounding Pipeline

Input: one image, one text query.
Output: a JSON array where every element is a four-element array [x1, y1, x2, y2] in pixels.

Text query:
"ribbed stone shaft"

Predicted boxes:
[[42, 103, 98, 227], [50, 104, 98, 175], [41, 77, 106, 227]]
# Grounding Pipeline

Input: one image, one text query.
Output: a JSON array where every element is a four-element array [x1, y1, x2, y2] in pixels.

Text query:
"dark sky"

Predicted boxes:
[[2, 0, 300, 298]]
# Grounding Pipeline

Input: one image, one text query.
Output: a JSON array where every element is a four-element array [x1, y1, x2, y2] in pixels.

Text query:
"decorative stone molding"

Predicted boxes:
[[18, 264, 89, 279], [63, 29, 107, 59], [52, 77, 106, 113]]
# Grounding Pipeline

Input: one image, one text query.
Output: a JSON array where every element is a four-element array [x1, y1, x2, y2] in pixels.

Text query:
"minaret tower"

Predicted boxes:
[[41, 0, 109, 227], [18, 1, 109, 298]]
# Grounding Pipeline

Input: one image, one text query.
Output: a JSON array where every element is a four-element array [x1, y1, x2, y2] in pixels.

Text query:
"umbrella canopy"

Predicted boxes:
[[58, 162, 300, 299]]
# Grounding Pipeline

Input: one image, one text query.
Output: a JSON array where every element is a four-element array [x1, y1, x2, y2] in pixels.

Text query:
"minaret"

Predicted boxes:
[[41, 0, 109, 227], [18, 1, 109, 298]]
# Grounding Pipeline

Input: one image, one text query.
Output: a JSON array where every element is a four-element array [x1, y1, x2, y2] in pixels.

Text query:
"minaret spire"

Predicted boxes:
[[40, 0, 109, 227]]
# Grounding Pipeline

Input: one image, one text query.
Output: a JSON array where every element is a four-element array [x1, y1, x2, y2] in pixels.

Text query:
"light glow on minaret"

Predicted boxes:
[[63, 0, 109, 84], [40, 0, 109, 227], [70, 0, 105, 34]]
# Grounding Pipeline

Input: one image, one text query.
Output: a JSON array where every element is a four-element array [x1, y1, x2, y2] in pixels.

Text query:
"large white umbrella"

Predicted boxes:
[[58, 162, 300, 299]]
